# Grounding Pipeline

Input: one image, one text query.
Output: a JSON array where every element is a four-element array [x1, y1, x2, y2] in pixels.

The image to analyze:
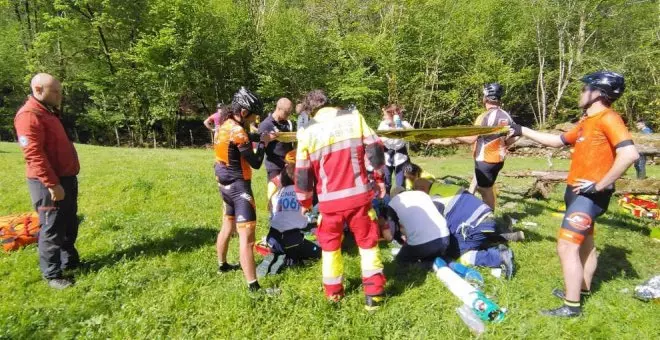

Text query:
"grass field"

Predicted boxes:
[[1, 141, 658, 339]]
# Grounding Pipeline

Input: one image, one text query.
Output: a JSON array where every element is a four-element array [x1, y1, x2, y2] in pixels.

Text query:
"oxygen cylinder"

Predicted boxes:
[[433, 257, 505, 322]]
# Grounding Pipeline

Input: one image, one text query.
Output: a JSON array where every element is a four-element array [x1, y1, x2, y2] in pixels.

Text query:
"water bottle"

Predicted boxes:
[[393, 114, 403, 128], [456, 304, 486, 335], [449, 261, 484, 288]]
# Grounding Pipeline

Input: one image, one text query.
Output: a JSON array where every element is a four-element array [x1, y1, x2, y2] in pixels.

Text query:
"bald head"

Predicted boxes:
[[273, 97, 292, 121], [31, 73, 62, 108]]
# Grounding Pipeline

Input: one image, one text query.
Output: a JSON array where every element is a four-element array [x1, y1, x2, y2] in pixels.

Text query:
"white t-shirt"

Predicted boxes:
[[388, 191, 449, 246], [297, 112, 311, 131], [378, 120, 412, 151], [270, 185, 308, 232]]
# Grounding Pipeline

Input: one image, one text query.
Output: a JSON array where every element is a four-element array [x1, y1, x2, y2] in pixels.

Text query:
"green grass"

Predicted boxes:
[[1, 142, 658, 339]]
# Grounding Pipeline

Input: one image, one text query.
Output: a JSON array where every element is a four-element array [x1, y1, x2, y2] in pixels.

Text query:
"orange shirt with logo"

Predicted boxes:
[[561, 109, 633, 186], [473, 108, 513, 163], [214, 118, 252, 182]]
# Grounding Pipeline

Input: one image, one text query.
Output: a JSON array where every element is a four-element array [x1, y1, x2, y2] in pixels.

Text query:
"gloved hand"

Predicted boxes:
[[573, 179, 599, 195], [509, 122, 524, 137]]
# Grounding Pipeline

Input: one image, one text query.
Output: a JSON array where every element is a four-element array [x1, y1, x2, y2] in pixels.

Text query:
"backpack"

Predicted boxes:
[[0, 213, 40, 252]]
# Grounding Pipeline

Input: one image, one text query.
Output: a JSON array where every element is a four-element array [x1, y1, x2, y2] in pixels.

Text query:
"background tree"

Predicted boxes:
[[0, 0, 657, 146]]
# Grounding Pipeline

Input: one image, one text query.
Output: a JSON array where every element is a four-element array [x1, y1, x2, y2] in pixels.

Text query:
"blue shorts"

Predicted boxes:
[[559, 186, 611, 244], [447, 218, 497, 258]]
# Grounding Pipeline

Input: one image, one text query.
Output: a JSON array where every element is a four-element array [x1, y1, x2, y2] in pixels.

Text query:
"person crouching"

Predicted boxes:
[[258, 151, 321, 277], [414, 179, 515, 279], [380, 187, 450, 267]]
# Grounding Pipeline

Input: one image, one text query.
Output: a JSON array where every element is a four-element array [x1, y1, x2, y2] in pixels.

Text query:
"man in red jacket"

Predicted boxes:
[[295, 90, 387, 311], [14, 73, 81, 290]]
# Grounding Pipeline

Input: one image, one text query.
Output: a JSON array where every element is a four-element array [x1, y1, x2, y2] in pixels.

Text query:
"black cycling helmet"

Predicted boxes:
[[580, 71, 625, 102], [232, 86, 263, 116], [483, 83, 503, 101]]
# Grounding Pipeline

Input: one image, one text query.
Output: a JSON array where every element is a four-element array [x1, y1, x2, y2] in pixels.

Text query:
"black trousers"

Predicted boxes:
[[267, 228, 320, 261], [28, 176, 79, 279]]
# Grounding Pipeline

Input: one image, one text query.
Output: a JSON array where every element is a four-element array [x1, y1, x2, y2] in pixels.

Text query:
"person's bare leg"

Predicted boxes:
[[580, 234, 597, 291], [468, 175, 478, 194], [557, 239, 583, 302], [216, 216, 235, 264], [238, 226, 257, 283], [477, 186, 496, 210]]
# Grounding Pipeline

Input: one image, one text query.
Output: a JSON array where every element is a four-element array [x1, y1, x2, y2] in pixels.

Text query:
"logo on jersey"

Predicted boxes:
[[18, 136, 28, 147], [498, 119, 509, 126], [566, 212, 592, 231], [576, 128, 585, 143]]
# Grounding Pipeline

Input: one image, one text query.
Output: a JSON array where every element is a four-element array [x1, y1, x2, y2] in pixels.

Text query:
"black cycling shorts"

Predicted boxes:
[[474, 161, 504, 188], [559, 186, 611, 244], [215, 170, 256, 228]]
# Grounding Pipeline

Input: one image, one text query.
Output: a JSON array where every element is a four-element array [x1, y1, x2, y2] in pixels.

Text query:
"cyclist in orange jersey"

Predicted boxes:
[[509, 71, 639, 317], [429, 83, 517, 210], [214, 87, 276, 293]]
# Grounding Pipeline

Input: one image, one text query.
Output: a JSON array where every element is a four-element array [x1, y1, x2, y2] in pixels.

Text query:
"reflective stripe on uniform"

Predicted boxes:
[[308, 138, 363, 162], [317, 184, 370, 202], [359, 246, 384, 277], [322, 249, 344, 283]]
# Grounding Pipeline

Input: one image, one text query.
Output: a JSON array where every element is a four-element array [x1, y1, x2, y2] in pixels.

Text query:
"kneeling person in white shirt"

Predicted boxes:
[[259, 151, 320, 276], [381, 188, 450, 264]]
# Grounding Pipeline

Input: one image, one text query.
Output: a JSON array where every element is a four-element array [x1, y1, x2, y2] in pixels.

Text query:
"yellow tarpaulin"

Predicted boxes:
[[275, 126, 509, 143]]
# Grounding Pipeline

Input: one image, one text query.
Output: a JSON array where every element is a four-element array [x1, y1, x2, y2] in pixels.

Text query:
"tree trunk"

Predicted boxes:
[[24, 0, 33, 41], [115, 126, 120, 147], [502, 170, 660, 197], [189, 129, 194, 146], [128, 125, 133, 147], [534, 17, 548, 128], [96, 25, 116, 75], [13, 1, 29, 51]]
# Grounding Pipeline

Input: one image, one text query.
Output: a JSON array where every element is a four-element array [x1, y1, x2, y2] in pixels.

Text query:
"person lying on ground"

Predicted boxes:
[[257, 151, 321, 277], [413, 179, 516, 279], [379, 188, 450, 267]]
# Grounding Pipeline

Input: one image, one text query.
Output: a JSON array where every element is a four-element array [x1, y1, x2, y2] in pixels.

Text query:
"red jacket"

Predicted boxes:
[[14, 96, 80, 187], [294, 107, 385, 213]]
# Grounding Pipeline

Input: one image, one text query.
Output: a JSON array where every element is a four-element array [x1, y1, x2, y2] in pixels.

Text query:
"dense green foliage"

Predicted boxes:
[[1, 142, 658, 338], [0, 0, 658, 146]]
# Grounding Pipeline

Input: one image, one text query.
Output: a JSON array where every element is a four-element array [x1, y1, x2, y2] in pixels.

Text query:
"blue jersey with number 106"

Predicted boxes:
[[270, 185, 308, 232]]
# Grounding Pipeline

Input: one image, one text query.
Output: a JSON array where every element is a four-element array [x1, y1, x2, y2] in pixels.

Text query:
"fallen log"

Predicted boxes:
[[502, 170, 660, 198], [509, 135, 660, 157]]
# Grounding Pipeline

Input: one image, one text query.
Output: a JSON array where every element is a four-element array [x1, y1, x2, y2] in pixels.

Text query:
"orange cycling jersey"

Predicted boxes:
[[214, 118, 252, 182], [473, 108, 513, 163], [561, 109, 633, 186]]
